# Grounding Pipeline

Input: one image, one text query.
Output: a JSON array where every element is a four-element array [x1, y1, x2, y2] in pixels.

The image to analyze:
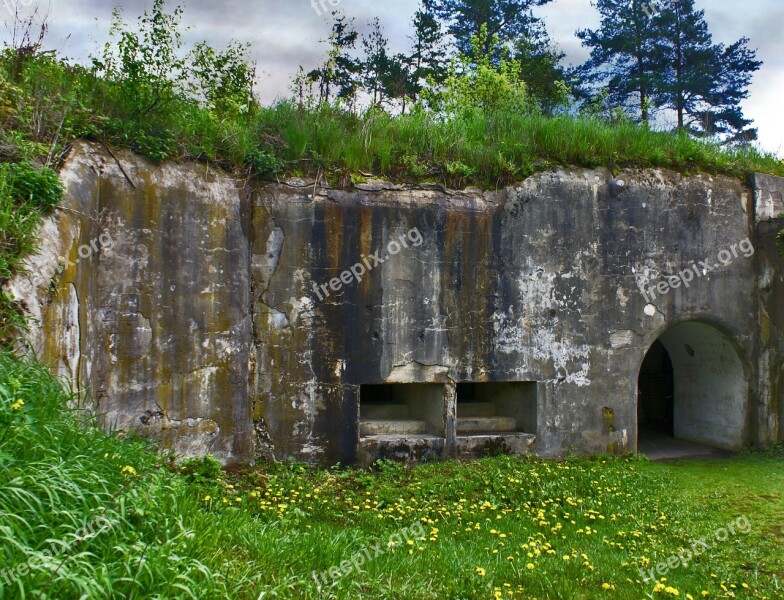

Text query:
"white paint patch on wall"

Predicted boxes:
[[492, 307, 591, 386]]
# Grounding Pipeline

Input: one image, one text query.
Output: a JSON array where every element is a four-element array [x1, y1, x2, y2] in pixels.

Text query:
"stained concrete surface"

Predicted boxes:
[[7, 142, 784, 464]]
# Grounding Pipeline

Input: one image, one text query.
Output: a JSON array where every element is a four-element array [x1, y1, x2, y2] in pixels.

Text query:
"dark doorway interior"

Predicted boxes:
[[637, 340, 674, 436]]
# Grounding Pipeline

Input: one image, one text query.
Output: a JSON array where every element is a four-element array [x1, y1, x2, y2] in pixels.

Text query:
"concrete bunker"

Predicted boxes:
[[638, 321, 748, 451], [17, 143, 783, 464]]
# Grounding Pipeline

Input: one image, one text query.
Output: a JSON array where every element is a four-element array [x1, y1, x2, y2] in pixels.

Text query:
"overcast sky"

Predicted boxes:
[[5, 0, 783, 155]]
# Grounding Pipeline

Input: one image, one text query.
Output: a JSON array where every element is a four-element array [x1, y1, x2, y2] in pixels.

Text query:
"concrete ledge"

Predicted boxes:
[[357, 434, 446, 466], [457, 433, 536, 459], [456, 416, 518, 434], [359, 419, 428, 436]]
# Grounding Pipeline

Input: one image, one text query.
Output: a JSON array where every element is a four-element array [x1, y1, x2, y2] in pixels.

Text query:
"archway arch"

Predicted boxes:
[[637, 321, 749, 451]]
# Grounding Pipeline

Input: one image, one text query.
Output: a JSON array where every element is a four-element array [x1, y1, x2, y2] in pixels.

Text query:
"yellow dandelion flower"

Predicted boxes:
[[475, 567, 486, 576]]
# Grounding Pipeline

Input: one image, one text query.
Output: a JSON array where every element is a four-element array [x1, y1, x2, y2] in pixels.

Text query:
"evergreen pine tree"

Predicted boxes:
[[576, 0, 662, 124], [578, 0, 761, 139], [430, 0, 553, 58], [511, 20, 567, 113], [307, 12, 362, 105], [408, 0, 448, 93], [654, 0, 761, 140], [362, 17, 392, 106]]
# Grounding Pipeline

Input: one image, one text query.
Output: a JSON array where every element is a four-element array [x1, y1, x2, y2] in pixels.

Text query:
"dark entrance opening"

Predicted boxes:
[[637, 340, 674, 436]]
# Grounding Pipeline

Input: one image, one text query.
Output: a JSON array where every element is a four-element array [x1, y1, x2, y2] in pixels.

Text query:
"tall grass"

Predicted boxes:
[[252, 105, 784, 187], [0, 349, 266, 598], [2, 50, 783, 191], [0, 162, 63, 344]]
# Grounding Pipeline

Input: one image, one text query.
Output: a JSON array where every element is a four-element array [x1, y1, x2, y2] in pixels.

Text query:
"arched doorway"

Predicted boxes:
[[637, 321, 748, 451]]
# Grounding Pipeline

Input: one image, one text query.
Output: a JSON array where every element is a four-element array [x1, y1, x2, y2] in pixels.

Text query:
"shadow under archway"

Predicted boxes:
[[638, 340, 674, 436], [637, 321, 748, 452]]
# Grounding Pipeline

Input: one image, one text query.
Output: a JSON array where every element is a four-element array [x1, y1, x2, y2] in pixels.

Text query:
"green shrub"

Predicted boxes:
[[436, 25, 532, 118], [247, 147, 284, 177], [5, 162, 63, 210], [0, 162, 62, 344]]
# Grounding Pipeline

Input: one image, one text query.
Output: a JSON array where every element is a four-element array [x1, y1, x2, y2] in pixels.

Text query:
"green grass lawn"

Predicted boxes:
[[184, 451, 783, 600], [1, 350, 782, 599]]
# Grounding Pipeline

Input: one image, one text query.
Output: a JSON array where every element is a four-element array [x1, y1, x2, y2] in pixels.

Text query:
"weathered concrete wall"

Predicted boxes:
[[253, 171, 773, 464], [9, 142, 254, 460], [8, 142, 784, 464], [751, 174, 784, 445]]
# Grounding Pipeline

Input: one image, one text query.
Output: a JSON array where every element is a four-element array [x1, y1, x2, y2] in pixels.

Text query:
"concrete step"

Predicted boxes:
[[360, 419, 427, 436], [457, 402, 497, 417], [456, 416, 517, 434], [357, 434, 446, 466], [360, 402, 410, 420], [457, 433, 536, 458]]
